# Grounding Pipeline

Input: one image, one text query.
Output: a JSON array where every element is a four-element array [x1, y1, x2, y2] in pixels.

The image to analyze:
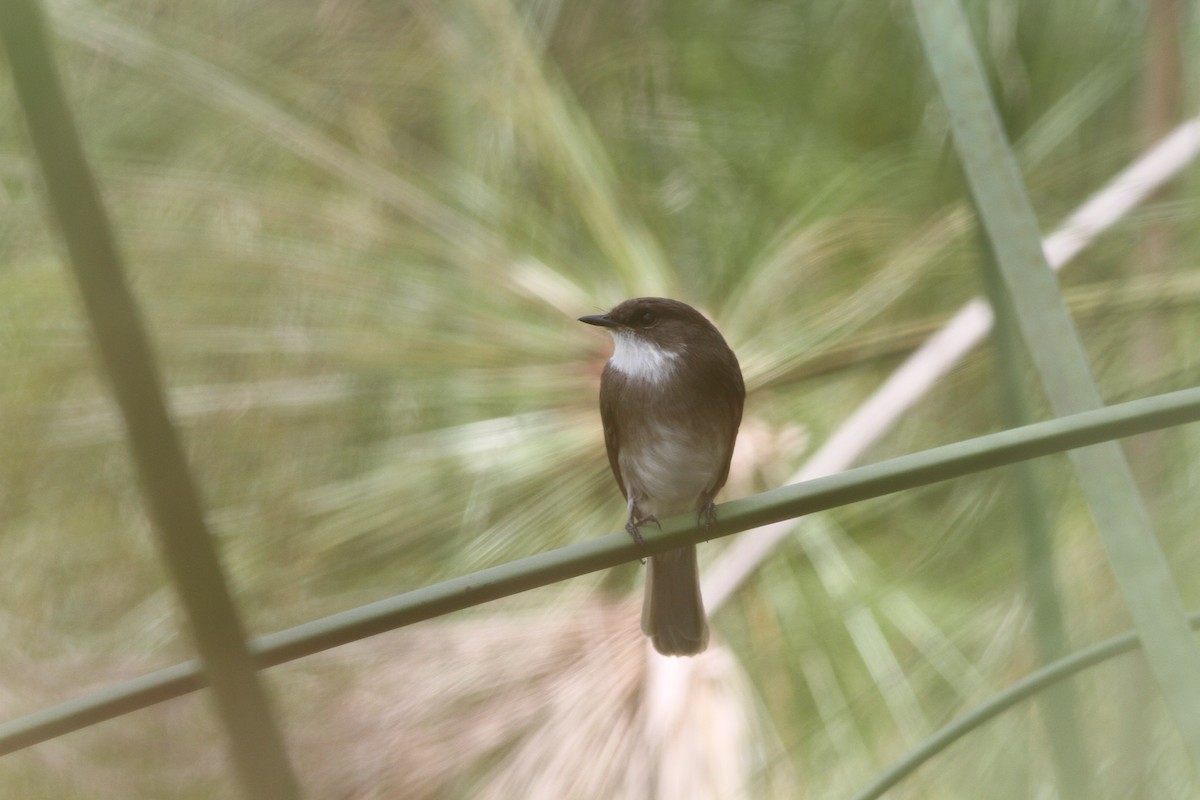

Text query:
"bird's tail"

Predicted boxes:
[[641, 545, 708, 656]]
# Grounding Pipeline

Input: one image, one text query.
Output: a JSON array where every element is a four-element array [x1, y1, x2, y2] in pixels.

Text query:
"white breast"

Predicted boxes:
[[618, 428, 724, 517], [607, 331, 680, 384]]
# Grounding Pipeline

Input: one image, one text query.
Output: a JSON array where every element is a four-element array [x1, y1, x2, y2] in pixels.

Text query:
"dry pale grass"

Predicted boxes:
[[2, 596, 788, 798], [287, 597, 788, 799]]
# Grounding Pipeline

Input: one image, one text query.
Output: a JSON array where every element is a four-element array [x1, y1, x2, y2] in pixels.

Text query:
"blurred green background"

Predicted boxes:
[[3, 0, 1200, 797]]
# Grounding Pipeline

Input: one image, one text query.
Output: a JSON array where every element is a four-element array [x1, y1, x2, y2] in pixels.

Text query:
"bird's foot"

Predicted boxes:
[[625, 514, 660, 562], [698, 499, 717, 537], [624, 518, 645, 546]]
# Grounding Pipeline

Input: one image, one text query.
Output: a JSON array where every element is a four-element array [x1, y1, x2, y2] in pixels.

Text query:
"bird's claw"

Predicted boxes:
[[625, 514, 660, 563], [698, 499, 717, 537]]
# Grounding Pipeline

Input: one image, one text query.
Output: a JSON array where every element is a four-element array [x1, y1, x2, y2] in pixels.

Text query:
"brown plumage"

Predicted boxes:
[[580, 298, 744, 656]]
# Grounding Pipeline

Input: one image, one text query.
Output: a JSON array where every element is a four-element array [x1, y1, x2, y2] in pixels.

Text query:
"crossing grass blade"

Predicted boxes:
[[981, 230, 1090, 798], [0, 1, 300, 796]]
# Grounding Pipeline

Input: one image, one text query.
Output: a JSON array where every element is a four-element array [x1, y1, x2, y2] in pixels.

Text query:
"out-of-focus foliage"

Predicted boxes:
[[2, 0, 1200, 797]]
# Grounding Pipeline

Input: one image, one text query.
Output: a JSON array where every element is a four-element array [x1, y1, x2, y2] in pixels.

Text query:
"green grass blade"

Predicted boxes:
[[981, 230, 1090, 797], [3, 387, 1200, 755], [912, 0, 1200, 769]]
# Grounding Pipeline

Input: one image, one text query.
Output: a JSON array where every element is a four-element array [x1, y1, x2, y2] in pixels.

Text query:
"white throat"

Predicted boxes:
[[608, 331, 680, 383]]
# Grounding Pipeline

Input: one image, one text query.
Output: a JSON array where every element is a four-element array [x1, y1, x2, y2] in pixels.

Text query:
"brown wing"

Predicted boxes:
[[708, 351, 746, 495], [598, 364, 628, 499]]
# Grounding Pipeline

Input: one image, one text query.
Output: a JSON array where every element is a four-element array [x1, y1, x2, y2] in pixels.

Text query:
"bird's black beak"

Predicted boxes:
[[578, 313, 618, 328]]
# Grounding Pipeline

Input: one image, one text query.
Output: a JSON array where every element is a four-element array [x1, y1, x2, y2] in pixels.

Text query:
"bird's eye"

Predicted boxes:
[[640, 311, 657, 326]]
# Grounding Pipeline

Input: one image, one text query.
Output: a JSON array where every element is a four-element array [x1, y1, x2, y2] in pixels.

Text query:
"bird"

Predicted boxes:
[[579, 297, 744, 656]]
